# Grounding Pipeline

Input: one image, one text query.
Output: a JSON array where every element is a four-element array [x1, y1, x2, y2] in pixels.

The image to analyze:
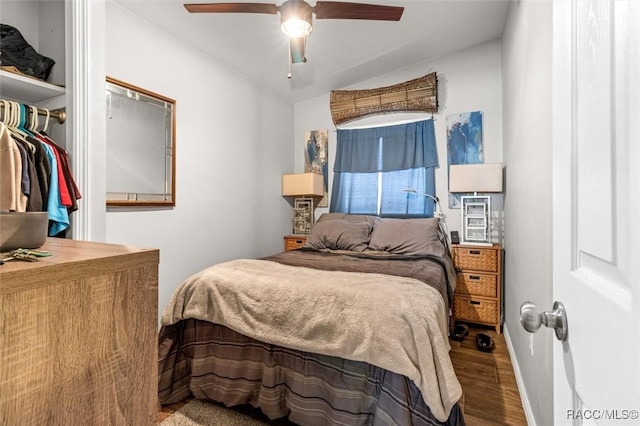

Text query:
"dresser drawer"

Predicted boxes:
[[453, 295, 498, 325], [453, 247, 498, 272], [455, 272, 497, 298], [284, 236, 307, 251]]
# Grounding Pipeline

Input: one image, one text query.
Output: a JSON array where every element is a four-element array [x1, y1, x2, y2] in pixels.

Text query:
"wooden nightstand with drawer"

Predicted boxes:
[[452, 244, 503, 333], [284, 235, 308, 251]]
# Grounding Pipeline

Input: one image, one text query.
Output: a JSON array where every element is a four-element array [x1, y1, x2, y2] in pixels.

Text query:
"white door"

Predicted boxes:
[[552, 0, 640, 424]]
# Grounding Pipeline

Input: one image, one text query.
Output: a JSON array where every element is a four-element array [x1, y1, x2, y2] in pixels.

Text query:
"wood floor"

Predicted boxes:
[[449, 325, 527, 425], [158, 325, 528, 425]]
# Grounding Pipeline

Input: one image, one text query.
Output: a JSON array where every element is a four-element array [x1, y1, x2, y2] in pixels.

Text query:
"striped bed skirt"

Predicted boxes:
[[158, 319, 465, 426]]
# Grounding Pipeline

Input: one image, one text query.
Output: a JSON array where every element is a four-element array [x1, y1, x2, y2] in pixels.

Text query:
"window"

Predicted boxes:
[[330, 120, 438, 217]]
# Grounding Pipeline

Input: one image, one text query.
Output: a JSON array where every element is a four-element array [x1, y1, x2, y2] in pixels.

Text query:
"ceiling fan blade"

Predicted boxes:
[[314, 1, 404, 21], [184, 3, 278, 14]]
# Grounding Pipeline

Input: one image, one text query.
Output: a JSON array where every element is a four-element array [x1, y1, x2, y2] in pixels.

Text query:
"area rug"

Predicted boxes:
[[160, 399, 274, 426]]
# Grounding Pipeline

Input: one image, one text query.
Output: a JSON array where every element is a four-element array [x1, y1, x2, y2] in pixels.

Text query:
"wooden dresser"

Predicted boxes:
[[0, 238, 159, 425], [452, 243, 503, 333], [284, 235, 308, 251]]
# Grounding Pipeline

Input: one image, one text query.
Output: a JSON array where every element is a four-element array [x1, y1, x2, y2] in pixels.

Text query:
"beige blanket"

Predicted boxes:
[[162, 258, 462, 422]]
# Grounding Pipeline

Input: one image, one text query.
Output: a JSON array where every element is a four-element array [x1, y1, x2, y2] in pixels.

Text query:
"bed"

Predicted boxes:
[[158, 214, 465, 425]]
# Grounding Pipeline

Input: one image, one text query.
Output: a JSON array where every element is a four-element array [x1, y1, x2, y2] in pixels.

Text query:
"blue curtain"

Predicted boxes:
[[333, 120, 438, 172], [330, 119, 438, 217]]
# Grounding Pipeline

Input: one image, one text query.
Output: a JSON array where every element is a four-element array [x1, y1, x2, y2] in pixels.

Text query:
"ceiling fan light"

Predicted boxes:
[[279, 0, 313, 38], [281, 17, 312, 38]]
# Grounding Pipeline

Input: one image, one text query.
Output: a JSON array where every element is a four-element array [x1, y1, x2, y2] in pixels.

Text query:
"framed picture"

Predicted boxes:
[[304, 129, 329, 207], [446, 111, 484, 208]]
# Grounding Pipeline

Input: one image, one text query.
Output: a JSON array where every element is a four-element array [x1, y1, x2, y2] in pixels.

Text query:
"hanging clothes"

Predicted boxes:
[[17, 138, 43, 212], [38, 131, 80, 210], [40, 140, 69, 235], [25, 115, 74, 235], [0, 121, 25, 211], [0, 101, 78, 237], [29, 133, 51, 210]]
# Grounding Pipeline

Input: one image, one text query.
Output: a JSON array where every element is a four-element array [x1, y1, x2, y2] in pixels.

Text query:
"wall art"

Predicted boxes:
[[446, 111, 484, 208], [304, 129, 329, 207]]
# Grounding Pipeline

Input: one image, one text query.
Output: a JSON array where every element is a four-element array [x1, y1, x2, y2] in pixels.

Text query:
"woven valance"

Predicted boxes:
[[329, 72, 438, 126]]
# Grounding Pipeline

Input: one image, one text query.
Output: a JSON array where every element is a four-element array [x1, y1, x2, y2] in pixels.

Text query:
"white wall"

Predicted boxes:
[[502, 1, 553, 425], [293, 39, 503, 240], [105, 2, 294, 324]]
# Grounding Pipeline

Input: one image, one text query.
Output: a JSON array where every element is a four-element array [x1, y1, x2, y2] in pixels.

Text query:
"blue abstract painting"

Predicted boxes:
[[447, 111, 484, 208], [304, 129, 329, 207]]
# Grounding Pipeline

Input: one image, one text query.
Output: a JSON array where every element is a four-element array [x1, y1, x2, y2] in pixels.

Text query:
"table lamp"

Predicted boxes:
[[449, 163, 503, 246], [282, 172, 324, 234]]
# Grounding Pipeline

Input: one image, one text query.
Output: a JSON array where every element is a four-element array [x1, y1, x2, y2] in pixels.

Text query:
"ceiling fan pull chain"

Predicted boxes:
[[287, 40, 293, 79]]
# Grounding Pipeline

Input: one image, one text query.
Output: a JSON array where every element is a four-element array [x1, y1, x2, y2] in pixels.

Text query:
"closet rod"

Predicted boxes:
[[40, 107, 66, 124], [0, 102, 66, 124]]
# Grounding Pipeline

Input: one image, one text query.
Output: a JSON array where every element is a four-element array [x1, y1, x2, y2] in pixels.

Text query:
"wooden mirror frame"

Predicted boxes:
[[105, 77, 176, 207]]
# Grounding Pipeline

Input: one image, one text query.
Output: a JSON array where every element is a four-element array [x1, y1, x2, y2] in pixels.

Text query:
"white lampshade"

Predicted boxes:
[[449, 163, 503, 193], [282, 173, 324, 197]]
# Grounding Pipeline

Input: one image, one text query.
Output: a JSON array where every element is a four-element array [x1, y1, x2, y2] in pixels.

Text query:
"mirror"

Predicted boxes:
[[106, 76, 176, 207]]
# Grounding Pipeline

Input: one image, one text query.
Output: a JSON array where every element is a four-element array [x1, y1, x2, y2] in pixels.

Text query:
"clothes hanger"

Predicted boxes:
[[0, 100, 13, 137], [21, 105, 38, 152], [3, 101, 21, 136], [12, 103, 37, 153], [38, 107, 61, 147], [28, 105, 37, 131], [0, 99, 8, 125], [18, 104, 28, 132], [8, 102, 19, 130], [41, 107, 50, 134], [6, 102, 26, 142], [18, 104, 37, 138], [0, 99, 14, 126], [8, 101, 29, 142]]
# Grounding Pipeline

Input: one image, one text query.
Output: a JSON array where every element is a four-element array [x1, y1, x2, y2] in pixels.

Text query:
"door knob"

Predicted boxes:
[[520, 301, 568, 341]]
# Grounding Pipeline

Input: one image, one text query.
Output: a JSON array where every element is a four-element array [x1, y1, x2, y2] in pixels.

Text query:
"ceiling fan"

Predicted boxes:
[[184, 1, 404, 76]]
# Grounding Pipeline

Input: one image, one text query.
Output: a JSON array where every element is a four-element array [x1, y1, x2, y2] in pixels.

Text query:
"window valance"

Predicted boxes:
[[329, 72, 438, 126]]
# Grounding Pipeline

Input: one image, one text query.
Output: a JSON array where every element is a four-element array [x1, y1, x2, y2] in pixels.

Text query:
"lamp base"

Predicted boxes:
[[292, 197, 315, 234], [460, 194, 492, 246]]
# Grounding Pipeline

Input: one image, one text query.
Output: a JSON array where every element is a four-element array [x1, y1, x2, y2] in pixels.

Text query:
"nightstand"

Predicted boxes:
[[452, 243, 503, 333], [284, 235, 308, 251]]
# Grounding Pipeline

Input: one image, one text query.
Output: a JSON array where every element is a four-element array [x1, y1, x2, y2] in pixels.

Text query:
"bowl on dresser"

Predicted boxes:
[[0, 211, 48, 252]]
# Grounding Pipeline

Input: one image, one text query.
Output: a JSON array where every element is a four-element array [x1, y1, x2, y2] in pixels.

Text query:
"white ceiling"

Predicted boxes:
[[113, 0, 510, 103]]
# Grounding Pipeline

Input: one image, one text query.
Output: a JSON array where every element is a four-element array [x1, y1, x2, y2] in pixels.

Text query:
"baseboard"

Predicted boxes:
[[503, 324, 536, 426]]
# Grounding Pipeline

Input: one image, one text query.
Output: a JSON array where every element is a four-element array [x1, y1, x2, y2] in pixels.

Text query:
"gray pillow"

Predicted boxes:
[[303, 220, 373, 252], [368, 218, 445, 257], [316, 213, 380, 227]]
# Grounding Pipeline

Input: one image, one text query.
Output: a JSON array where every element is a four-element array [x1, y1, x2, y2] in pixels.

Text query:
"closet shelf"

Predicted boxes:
[[0, 70, 66, 103]]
